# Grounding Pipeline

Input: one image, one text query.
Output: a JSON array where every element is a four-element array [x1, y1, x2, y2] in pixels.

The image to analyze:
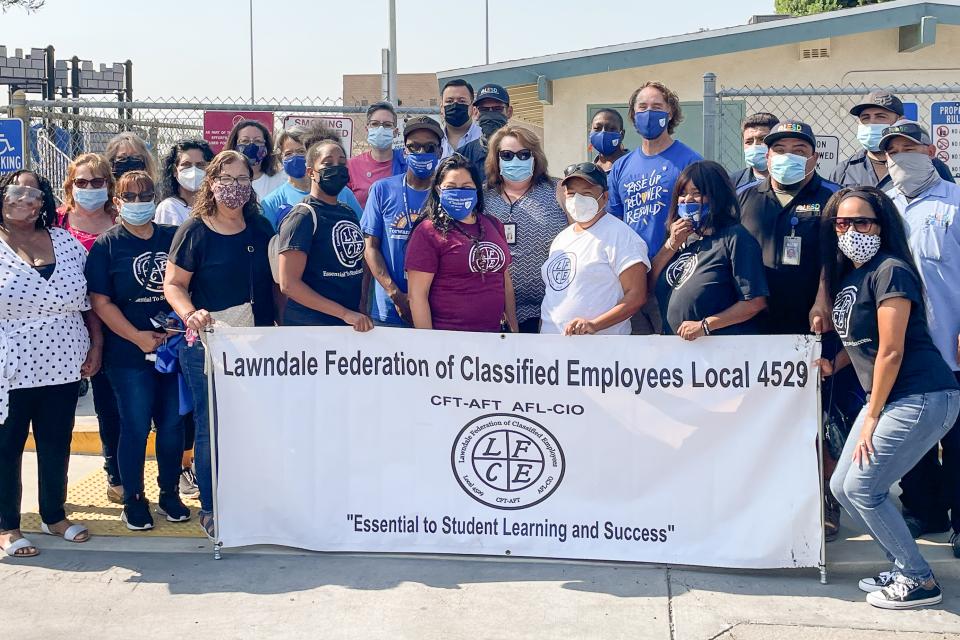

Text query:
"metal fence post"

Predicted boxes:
[[10, 89, 30, 170], [702, 72, 718, 162]]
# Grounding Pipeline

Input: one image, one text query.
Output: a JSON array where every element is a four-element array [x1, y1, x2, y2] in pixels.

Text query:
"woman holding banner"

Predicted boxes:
[[406, 154, 518, 333], [164, 150, 276, 539], [650, 161, 768, 338], [822, 186, 958, 610]]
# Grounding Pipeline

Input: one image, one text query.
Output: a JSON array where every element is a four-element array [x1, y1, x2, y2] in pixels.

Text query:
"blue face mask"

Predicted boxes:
[[407, 152, 439, 179], [589, 130, 622, 156], [367, 126, 395, 150], [499, 157, 534, 182], [633, 110, 669, 140], [439, 188, 478, 221], [282, 154, 307, 179], [73, 187, 109, 211], [768, 152, 810, 186], [743, 144, 768, 171], [677, 201, 708, 230], [856, 123, 886, 153], [119, 201, 156, 226]]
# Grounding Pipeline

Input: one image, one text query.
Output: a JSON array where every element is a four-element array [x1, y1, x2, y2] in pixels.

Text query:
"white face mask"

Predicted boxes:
[[837, 228, 881, 265], [177, 166, 206, 192], [565, 193, 600, 224]]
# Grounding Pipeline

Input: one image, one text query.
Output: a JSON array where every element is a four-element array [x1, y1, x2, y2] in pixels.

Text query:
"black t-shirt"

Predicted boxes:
[[737, 174, 840, 334], [655, 223, 769, 336], [85, 223, 176, 367], [833, 252, 958, 402], [277, 198, 364, 326], [168, 215, 275, 326]]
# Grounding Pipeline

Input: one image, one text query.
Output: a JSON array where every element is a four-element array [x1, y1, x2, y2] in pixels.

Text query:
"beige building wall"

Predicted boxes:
[[541, 25, 960, 170]]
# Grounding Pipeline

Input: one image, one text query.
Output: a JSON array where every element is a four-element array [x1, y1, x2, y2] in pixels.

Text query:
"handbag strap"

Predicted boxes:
[[243, 225, 255, 305]]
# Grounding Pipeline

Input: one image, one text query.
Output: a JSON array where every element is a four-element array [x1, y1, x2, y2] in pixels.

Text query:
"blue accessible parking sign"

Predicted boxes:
[[0, 118, 25, 174]]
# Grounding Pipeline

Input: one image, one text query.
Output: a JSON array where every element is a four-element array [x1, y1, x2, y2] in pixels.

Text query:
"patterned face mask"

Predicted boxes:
[[837, 228, 881, 264], [212, 182, 252, 209]]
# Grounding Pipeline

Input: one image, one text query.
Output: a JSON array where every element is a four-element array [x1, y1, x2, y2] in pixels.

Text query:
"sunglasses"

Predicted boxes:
[[119, 191, 155, 203], [563, 162, 603, 179], [3, 185, 43, 203], [832, 217, 879, 233], [73, 178, 107, 189], [498, 149, 532, 161], [405, 142, 440, 155]]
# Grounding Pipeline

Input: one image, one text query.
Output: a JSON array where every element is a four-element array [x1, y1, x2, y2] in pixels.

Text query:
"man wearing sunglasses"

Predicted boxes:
[[459, 84, 513, 180], [361, 116, 444, 326], [881, 120, 960, 551]]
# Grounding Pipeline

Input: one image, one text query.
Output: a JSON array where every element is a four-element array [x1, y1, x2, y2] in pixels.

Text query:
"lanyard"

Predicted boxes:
[[400, 178, 421, 230]]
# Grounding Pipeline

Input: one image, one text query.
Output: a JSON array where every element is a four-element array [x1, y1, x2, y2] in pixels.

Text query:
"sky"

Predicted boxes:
[[1, 0, 774, 101]]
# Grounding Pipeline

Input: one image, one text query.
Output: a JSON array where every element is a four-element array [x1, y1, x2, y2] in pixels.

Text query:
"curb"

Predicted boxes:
[[24, 416, 157, 456]]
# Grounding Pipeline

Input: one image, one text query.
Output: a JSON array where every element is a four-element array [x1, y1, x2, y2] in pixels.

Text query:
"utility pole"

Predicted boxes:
[[485, 0, 490, 64], [388, 0, 398, 104], [249, 0, 255, 102]]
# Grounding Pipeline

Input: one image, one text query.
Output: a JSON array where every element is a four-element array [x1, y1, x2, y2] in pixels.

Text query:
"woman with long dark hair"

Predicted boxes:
[[821, 186, 959, 609], [406, 154, 518, 333], [224, 119, 285, 199], [649, 161, 768, 338], [156, 139, 214, 226]]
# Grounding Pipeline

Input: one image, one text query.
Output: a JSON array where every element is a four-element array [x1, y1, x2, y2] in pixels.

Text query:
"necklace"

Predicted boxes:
[[450, 215, 492, 276]]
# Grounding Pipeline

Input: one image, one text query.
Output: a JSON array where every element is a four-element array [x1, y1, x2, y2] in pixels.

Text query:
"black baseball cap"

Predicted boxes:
[[764, 120, 816, 148], [402, 115, 443, 142], [850, 91, 905, 117], [878, 119, 932, 152], [561, 162, 608, 191], [474, 84, 510, 106]]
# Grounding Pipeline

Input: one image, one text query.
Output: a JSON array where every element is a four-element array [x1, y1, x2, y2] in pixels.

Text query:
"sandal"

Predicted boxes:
[[1, 533, 39, 558], [199, 511, 215, 541], [40, 521, 90, 543]]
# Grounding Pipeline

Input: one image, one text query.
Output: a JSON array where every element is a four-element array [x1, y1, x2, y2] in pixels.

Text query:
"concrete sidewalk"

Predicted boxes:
[[4, 454, 960, 639]]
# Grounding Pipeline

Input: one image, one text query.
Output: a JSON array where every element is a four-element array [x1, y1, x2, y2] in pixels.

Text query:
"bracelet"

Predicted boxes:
[[665, 238, 676, 252], [183, 310, 198, 323], [701, 318, 711, 336]]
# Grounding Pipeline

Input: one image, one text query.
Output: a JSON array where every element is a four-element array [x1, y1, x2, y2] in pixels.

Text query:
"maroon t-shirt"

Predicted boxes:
[[405, 214, 512, 332]]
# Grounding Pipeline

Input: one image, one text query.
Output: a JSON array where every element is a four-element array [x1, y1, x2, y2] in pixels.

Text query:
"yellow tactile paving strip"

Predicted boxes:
[[20, 460, 204, 538]]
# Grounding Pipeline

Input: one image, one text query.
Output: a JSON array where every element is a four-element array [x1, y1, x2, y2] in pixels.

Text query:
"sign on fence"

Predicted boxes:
[[815, 135, 839, 177], [282, 115, 354, 157], [932, 102, 960, 178], [203, 111, 275, 154], [206, 328, 822, 569], [0, 118, 25, 173]]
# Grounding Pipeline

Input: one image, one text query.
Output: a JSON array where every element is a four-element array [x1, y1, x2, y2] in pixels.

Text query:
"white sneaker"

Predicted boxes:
[[858, 570, 898, 593], [866, 574, 943, 610]]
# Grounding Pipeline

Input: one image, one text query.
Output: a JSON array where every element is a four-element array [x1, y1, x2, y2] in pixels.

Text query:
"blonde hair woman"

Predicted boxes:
[[104, 132, 158, 182]]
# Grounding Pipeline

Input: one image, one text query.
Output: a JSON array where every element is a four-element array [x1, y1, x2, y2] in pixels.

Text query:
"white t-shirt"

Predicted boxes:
[[539, 214, 650, 335], [155, 197, 191, 226], [252, 170, 288, 200]]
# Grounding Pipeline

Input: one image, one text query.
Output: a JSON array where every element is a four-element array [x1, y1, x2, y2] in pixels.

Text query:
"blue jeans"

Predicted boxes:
[[831, 389, 960, 581], [90, 370, 121, 487], [106, 364, 184, 503], [178, 340, 213, 513]]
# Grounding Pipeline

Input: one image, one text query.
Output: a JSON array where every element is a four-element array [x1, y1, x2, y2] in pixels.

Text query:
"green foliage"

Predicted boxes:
[[775, 0, 891, 17]]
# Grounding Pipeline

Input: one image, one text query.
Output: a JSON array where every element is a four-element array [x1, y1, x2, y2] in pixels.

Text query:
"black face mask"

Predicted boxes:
[[444, 103, 470, 128], [112, 157, 146, 178], [316, 165, 350, 196], [478, 111, 508, 139]]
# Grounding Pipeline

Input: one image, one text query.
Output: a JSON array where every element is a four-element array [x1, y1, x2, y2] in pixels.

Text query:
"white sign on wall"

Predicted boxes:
[[282, 115, 354, 157], [815, 135, 840, 177]]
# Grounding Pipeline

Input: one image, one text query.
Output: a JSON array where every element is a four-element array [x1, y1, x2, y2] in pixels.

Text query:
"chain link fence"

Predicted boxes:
[[702, 78, 960, 180]]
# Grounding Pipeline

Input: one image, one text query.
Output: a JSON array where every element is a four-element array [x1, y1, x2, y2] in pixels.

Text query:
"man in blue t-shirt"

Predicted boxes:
[[607, 81, 702, 333], [361, 115, 445, 326]]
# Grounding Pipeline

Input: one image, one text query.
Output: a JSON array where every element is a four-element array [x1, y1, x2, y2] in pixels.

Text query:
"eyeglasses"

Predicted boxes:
[[498, 149, 532, 161], [214, 175, 253, 186], [3, 185, 43, 203], [832, 217, 879, 233], [477, 105, 506, 113], [73, 178, 107, 189], [119, 191, 155, 203], [405, 142, 440, 154], [368, 120, 396, 129], [564, 162, 603, 178]]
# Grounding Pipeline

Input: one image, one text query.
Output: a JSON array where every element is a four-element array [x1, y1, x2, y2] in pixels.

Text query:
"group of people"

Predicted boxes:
[[0, 78, 957, 610]]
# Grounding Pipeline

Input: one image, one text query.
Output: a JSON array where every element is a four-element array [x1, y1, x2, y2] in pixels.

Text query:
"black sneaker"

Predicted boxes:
[[121, 495, 155, 531], [951, 532, 960, 559], [903, 514, 950, 539], [156, 493, 191, 522], [179, 466, 199, 498], [866, 574, 942, 609], [858, 570, 898, 593]]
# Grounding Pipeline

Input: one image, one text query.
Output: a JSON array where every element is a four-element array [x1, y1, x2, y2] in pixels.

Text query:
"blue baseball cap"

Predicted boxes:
[[474, 84, 510, 106], [764, 120, 816, 148]]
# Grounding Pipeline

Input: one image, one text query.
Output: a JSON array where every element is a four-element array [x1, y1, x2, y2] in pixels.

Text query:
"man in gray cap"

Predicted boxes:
[[831, 90, 953, 188], [882, 119, 960, 552]]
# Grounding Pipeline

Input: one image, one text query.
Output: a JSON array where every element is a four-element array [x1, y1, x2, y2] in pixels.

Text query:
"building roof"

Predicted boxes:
[[437, 0, 960, 88]]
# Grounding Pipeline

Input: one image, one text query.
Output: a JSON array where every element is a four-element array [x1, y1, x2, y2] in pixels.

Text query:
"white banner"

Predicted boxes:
[[207, 328, 822, 569]]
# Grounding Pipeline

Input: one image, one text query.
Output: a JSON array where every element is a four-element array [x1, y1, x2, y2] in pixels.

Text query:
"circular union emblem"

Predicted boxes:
[[332, 220, 364, 268], [451, 413, 565, 510], [545, 252, 576, 291], [468, 241, 506, 273], [133, 251, 168, 294]]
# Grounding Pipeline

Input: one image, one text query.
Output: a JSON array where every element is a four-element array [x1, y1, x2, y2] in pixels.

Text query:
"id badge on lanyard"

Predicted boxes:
[[503, 222, 517, 245], [782, 215, 801, 266]]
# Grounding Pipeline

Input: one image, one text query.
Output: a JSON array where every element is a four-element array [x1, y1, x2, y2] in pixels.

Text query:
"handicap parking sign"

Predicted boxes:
[[0, 118, 25, 174]]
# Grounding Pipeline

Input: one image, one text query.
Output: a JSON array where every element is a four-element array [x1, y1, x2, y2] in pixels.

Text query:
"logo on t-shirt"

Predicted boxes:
[[622, 169, 668, 228], [833, 285, 858, 340], [332, 220, 365, 268], [469, 241, 507, 274], [388, 211, 420, 240], [545, 251, 577, 291], [665, 253, 698, 289], [133, 251, 168, 294]]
